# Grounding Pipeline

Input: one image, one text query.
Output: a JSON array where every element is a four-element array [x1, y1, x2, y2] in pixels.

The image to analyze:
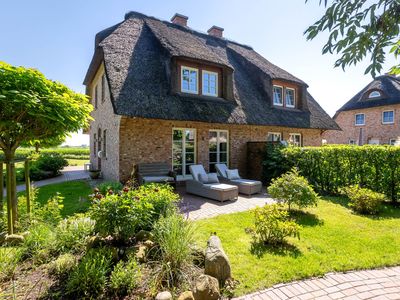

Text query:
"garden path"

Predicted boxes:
[[234, 266, 400, 300]]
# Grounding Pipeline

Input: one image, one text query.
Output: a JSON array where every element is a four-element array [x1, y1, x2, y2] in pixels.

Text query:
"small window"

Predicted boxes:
[[389, 139, 397, 146], [369, 91, 381, 98], [355, 113, 365, 126], [181, 66, 198, 94], [101, 74, 106, 103], [94, 84, 98, 109], [382, 111, 394, 124], [273, 86, 283, 106], [93, 133, 97, 155], [285, 88, 295, 108], [267, 132, 282, 142], [368, 139, 380, 145], [103, 130, 107, 158], [349, 139, 357, 145], [202, 71, 218, 97], [289, 133, 301, 146]]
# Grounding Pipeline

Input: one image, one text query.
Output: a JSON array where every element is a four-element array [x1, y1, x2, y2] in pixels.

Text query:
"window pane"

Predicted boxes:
[[355, 114, 365, 125], [203, 72, 217, 96], [181, 68, 197, 93], [286, 89, 295, 107], [209, 153, 217, 163], [219, 152, 227, 163], [209, 163, 216, 173], [173, 165, 182, 175], [186, 153, 195, 164], [173, 130, 182, 141], [383, 111, 394, 123], [273, 86, 283, 105], [219, 142, 227, 152], [185, 130, 195, 141]]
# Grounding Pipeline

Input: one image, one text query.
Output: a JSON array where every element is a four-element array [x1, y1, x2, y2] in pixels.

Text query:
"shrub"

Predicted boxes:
[[152, 211, 195, 289], [0, 247, 22, 282], [282, 145, 400, 201], [66, 248, 114, 298], [253, 204, 301, 245], [97, 181, 123, 195], [55, 214, 95, 254], [262, 142, 289, 184], [268, 168, 320, 211], [109, 257, 141, 296], [90, 184, 179, 242], [21, 223, 56, 263], [341, 185, 386, 215], [48, 253, 77, 278], [33, 194, 64, 226]]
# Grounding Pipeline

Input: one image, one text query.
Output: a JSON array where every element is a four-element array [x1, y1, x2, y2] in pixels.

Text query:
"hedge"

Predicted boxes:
[[0, 147, 89, 161], [282, 145, 400, 201]]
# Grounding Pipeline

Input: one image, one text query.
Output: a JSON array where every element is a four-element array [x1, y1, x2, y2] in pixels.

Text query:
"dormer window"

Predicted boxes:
[[285, 88, 295, 107], [368, 91, 381, 98], [273, 86, 283, 106], [181, 66, 198, 94], [202, 71, 218, 96]]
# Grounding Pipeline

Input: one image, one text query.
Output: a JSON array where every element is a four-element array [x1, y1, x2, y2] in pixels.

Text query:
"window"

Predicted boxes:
[[181, 66, 198, 94], [289, 133, 302, 146], [103, 130, 107, 158], [355, 113, 365, 126], [209, 130, 229, 173], [369, 91, 381, 98], [94, 84, 98, 109], [389, 139, 397, 145], [267, 132, 282, 142], [349, 139, 356, 145], [202, 71, 218, 97], [172, 129, 196, 177], [368, 139, 380, 145], [93, 133, 97, 155], [382, 111, 394, 124], [101, 74, 106, 103], [285, 88, 295, 108], [273, 86, 283, 106]]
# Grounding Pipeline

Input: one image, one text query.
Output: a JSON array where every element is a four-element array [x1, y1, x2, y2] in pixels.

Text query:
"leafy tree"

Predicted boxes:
[[305, 0, 400, 77], [0, 61, 92, 231]]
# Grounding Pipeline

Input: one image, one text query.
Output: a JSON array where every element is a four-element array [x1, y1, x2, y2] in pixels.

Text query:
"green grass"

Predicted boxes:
[[194, 197, 400, 296], [20, 181, 92, 217], [67, 159, 89, 166]]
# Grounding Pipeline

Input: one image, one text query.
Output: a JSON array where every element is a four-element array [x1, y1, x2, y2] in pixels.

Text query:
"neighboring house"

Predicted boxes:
[[84, 11, 339, 182], [323, 75, 400, 145]]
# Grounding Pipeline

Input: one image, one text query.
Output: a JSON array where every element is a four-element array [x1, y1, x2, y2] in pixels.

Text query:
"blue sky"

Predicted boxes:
[[1, 1, 396, 145]]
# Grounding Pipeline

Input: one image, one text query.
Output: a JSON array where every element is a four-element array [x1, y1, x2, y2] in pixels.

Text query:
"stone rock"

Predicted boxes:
[[5, 234, 25, 246], [135, 230, 152, 242], [143, 239, 154, 249], [155, 291, 172, 300], [135, 245, 147, 262], [178, 291, 194, 300], [193, 275, 220, 300], [204, 235, 231, 284]]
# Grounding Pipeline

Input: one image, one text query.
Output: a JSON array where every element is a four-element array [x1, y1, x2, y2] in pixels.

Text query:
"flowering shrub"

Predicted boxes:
[[253, 204, 301, 245], [89, 183, 179, 242], [268, 168, 320, 211], [341, 185, 386, 215]]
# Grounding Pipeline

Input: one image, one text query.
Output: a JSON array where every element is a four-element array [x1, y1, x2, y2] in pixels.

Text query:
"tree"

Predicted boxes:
[[305, 0, 400, 77], [0, 61, 92, 232]]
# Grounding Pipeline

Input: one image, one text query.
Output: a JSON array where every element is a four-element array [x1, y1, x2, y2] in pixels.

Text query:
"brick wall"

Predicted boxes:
[[118, 117, 323, 182], [323, 104, 400, 145]]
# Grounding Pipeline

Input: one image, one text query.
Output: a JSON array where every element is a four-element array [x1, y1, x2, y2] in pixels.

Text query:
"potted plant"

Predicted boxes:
[[89, 168, 101, 179]]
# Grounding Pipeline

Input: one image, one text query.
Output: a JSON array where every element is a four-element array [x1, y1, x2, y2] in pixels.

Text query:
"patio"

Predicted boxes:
[[177, 185, 274, 220]]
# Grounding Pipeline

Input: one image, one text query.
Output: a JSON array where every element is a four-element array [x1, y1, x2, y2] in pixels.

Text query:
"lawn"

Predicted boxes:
[[194, 197, 400, 296], [67, 158, 89, 166], [19, 180, 92, 217]]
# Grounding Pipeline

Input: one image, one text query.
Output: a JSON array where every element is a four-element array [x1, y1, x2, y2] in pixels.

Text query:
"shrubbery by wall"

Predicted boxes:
[[282, 145, 400, 201], [0, 147, 89, 161]]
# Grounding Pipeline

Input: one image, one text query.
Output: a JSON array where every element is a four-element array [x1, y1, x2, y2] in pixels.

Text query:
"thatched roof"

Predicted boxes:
[[84, 11, 339, 130], [336, 75, 400, 114]]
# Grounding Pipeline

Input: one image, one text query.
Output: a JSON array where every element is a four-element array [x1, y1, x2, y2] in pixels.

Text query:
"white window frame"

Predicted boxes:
[[202, 70, 218, 97], [172, 128, 197, 179], [355, 113, 365, 126], [289, 133, 302, 146], [369, 91, 381, 98], [209, 130, 229, 172], [273, 85, 283, 106], [181, 66, 199, 94], [382, 110, 394, 124], [267, 132, 282, 142], [285, 88, 296, 108], [389, 139, 397, 145]]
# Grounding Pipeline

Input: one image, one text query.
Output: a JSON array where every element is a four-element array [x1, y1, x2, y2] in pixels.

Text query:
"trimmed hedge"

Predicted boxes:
[[0, 147, 89, 161], [282, 145, 400, 201]]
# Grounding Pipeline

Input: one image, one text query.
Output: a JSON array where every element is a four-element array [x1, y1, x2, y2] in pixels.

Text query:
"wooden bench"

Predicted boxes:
[[137, 162, 177, 187]]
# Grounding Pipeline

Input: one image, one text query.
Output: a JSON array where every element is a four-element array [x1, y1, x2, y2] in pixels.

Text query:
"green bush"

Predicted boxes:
[[262, 142, 289, 184], [48, 253, 77, 278], [152, 211, 195, 289], [109, 257, 141, 296], [21, 223, 56, 262], [0, 147, 90, 161], [55, 214, 95, 254], [253, 204, 301, 245], [90, 184, 179, 242], [31, 153, 68, 180], [0, 247, 22, 282], [341, 185, 386, 215], [268, 168, 320, 211], [97, 181, 123, 195], [33, 194, 64, 226], [282, 145, 400, 201], [66, 248, 113, 298]]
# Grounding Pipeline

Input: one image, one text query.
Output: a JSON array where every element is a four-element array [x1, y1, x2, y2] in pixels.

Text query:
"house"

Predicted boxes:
[[323, 75, 400, 145], [83, 11, 339, 182]]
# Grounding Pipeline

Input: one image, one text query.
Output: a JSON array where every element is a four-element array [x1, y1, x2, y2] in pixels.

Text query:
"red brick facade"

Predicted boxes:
[[323, 104, 400, 145]]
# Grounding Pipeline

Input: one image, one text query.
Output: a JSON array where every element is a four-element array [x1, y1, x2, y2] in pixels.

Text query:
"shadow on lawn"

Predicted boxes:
[[289, 210, 324, 227], [250, 241, 302, 259]]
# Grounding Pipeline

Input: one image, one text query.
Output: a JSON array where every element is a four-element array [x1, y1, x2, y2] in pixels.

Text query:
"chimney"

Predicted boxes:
[[171, 13, 188, 27], [207, 25, 224, 38]]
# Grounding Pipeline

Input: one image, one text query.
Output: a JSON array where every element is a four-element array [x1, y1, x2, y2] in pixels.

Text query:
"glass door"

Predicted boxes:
[[172, 129, 196, 177], [209, 130, 228, 173]]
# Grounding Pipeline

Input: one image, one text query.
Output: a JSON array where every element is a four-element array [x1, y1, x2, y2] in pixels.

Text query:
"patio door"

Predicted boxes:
[[209, 130, 229, 173], [172, 129, 196, 177]]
